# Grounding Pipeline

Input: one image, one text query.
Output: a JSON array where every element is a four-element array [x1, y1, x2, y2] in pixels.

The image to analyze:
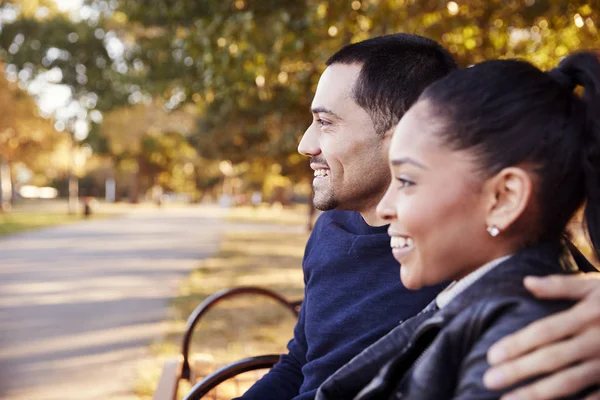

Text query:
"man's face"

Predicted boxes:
[[298, 64, 391, 213]]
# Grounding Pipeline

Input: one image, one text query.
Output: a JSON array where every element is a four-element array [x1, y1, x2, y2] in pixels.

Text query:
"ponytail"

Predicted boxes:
[[552, 51, 600, 260]]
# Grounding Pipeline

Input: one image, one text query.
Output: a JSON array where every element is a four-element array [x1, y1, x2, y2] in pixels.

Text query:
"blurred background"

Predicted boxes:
[[0, 0, 598, 399], [1, 0, 599, 213]]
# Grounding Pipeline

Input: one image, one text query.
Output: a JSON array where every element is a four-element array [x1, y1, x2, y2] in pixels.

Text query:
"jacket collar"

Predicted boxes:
[[439, 240, 575, 319]]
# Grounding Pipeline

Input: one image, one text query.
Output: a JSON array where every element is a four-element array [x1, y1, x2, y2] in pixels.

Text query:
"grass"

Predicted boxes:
[[0, 212, 101, 237], [0, 198, 132, 238], [135, 227, 309, 399]]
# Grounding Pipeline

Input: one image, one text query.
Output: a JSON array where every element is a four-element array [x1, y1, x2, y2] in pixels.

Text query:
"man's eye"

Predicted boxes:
[[316, 119, 331, 127], [397, 178, 415, 189]]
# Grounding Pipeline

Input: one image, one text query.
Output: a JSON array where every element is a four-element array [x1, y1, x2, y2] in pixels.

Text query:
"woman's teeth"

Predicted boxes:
[[314, 169, 328, 177], [390, 236, 414, 249]]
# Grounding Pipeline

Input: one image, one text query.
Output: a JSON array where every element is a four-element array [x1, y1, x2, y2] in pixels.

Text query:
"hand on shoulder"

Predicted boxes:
[[484, 273, 600, 400]]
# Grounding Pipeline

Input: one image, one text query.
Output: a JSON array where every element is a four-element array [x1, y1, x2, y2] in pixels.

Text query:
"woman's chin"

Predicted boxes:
[[392, 253, 403, 265], [400, 266, 423, 290]]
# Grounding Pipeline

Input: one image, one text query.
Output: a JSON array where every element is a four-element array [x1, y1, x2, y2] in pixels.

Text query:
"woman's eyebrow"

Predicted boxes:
[[390, 157, 428, 169]]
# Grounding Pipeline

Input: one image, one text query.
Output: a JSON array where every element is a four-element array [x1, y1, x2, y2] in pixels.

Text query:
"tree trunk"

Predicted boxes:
[[0, 160, 13, 212], [68, 174, 79, 215], [67, 134, 79, 215], [129, 155, 142, 204], [129, 170, 140, 203]]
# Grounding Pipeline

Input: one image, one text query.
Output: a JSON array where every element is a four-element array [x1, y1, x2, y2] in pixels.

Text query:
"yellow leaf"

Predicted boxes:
[[317, 3, 328, 19], [555, 45, 568, 57], [579, 4, 592, 16], [113, 11, 128, 24]]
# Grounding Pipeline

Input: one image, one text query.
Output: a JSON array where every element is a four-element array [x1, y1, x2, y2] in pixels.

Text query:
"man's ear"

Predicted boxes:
[[483, 167, 533, 233], [383, 125, 396, 140]]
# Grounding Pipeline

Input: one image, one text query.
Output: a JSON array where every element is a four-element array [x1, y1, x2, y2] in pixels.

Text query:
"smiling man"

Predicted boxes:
[[237, 34, 600, 400]]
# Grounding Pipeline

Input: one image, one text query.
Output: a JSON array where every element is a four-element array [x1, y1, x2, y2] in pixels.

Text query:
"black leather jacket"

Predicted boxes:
[[316, 242, 598, 400]]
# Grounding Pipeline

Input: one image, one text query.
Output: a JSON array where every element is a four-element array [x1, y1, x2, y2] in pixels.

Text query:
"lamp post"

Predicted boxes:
[[219, 160, 234, 207], [67, 120, 78, 215]]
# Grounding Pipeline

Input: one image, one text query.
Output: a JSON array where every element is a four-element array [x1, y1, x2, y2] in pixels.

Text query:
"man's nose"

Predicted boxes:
[[298, 126, 320, 157]]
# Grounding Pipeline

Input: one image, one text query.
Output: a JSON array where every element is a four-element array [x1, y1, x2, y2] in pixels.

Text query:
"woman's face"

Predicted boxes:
[[376, 100, 496, 289]]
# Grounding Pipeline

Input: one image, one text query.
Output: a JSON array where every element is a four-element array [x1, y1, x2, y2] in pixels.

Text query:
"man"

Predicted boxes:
[[239, 34, 600, 400]]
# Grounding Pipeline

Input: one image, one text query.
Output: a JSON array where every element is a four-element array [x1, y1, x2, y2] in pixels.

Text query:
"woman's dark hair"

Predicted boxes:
[[420, 51, 600, 259]]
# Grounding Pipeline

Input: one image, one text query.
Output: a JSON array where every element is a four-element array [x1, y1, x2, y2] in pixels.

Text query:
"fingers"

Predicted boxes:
[[524, 273, 600, 300], [498, 360, 600, 400], [488, 302, 599, 365], [485, 328, 600, 389], [585, 390, 600, 400], [486, 273, 600, 397]]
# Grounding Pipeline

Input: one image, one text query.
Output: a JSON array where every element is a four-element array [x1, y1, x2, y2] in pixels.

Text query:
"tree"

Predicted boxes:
[[0, 0, 132, 113], [100, 101, 197, 201], [4, 0, 598, 208], [0, 0, 137, 210], [0, 69, 66, 210], [111, 0, 323, 181], [113, 0, 599, 183]]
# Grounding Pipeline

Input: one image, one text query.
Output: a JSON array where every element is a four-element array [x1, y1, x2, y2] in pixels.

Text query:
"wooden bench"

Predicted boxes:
[[153, 286, 301, 400]]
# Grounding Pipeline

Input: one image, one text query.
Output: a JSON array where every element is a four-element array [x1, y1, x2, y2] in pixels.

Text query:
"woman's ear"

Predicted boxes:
[[483, 167, 533, 233]]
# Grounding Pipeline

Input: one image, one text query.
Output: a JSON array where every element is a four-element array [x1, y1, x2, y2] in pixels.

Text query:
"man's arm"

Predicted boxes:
[[237, 349, 305, 399], [484, 274, 600, 400], [236, 298, 308, 399]]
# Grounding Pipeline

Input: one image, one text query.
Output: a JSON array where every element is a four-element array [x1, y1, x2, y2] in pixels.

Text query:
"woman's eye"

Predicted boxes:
[[397, 177, 415, 189]]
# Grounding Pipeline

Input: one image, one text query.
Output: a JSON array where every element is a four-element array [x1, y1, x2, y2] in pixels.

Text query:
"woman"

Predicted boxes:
[[316, 52, 600, 399]]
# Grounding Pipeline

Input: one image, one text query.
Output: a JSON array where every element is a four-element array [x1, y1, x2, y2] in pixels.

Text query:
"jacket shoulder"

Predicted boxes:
[[452, 296, 575, 398]]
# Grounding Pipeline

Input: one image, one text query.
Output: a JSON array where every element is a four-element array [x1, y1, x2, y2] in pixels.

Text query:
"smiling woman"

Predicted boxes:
[[378, 98, 503, 289]]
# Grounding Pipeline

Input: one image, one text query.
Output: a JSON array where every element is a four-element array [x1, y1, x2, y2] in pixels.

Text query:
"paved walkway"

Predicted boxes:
[[0, 205, 301, 400]]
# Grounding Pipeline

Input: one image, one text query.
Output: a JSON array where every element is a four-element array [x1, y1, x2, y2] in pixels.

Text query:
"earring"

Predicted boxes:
[[487, 225, 500, 237]]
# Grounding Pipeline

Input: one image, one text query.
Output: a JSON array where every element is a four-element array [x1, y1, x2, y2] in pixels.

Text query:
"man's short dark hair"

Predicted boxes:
[[326, 33, 458, 134]]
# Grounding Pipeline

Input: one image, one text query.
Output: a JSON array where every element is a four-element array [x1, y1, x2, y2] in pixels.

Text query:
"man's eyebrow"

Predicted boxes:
[[311, 106, 342, 120], [391, 157, 428, 169]]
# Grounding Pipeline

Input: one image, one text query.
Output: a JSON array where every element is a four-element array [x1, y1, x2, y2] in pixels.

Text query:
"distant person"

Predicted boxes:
[[151, 185, 163, 207], [82, 196, 93, 218], [251, 191, 262, 208]]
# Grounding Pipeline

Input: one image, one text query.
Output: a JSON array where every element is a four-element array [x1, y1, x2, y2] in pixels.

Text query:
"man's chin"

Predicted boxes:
[[312, 193, 338, 211], [314, 203, 336, 211]]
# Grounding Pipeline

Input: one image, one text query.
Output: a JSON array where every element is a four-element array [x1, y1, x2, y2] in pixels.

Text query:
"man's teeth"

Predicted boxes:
[[390, 236, 414, 249], [314, 169, 329, 177]]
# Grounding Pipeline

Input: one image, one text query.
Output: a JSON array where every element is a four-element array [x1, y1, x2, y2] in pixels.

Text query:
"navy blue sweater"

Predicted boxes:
[[239, 210, 446, 400]]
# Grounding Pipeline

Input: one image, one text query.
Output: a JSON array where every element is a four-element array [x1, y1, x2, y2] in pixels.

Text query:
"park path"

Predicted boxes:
[[0, 205, 303, 400]]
